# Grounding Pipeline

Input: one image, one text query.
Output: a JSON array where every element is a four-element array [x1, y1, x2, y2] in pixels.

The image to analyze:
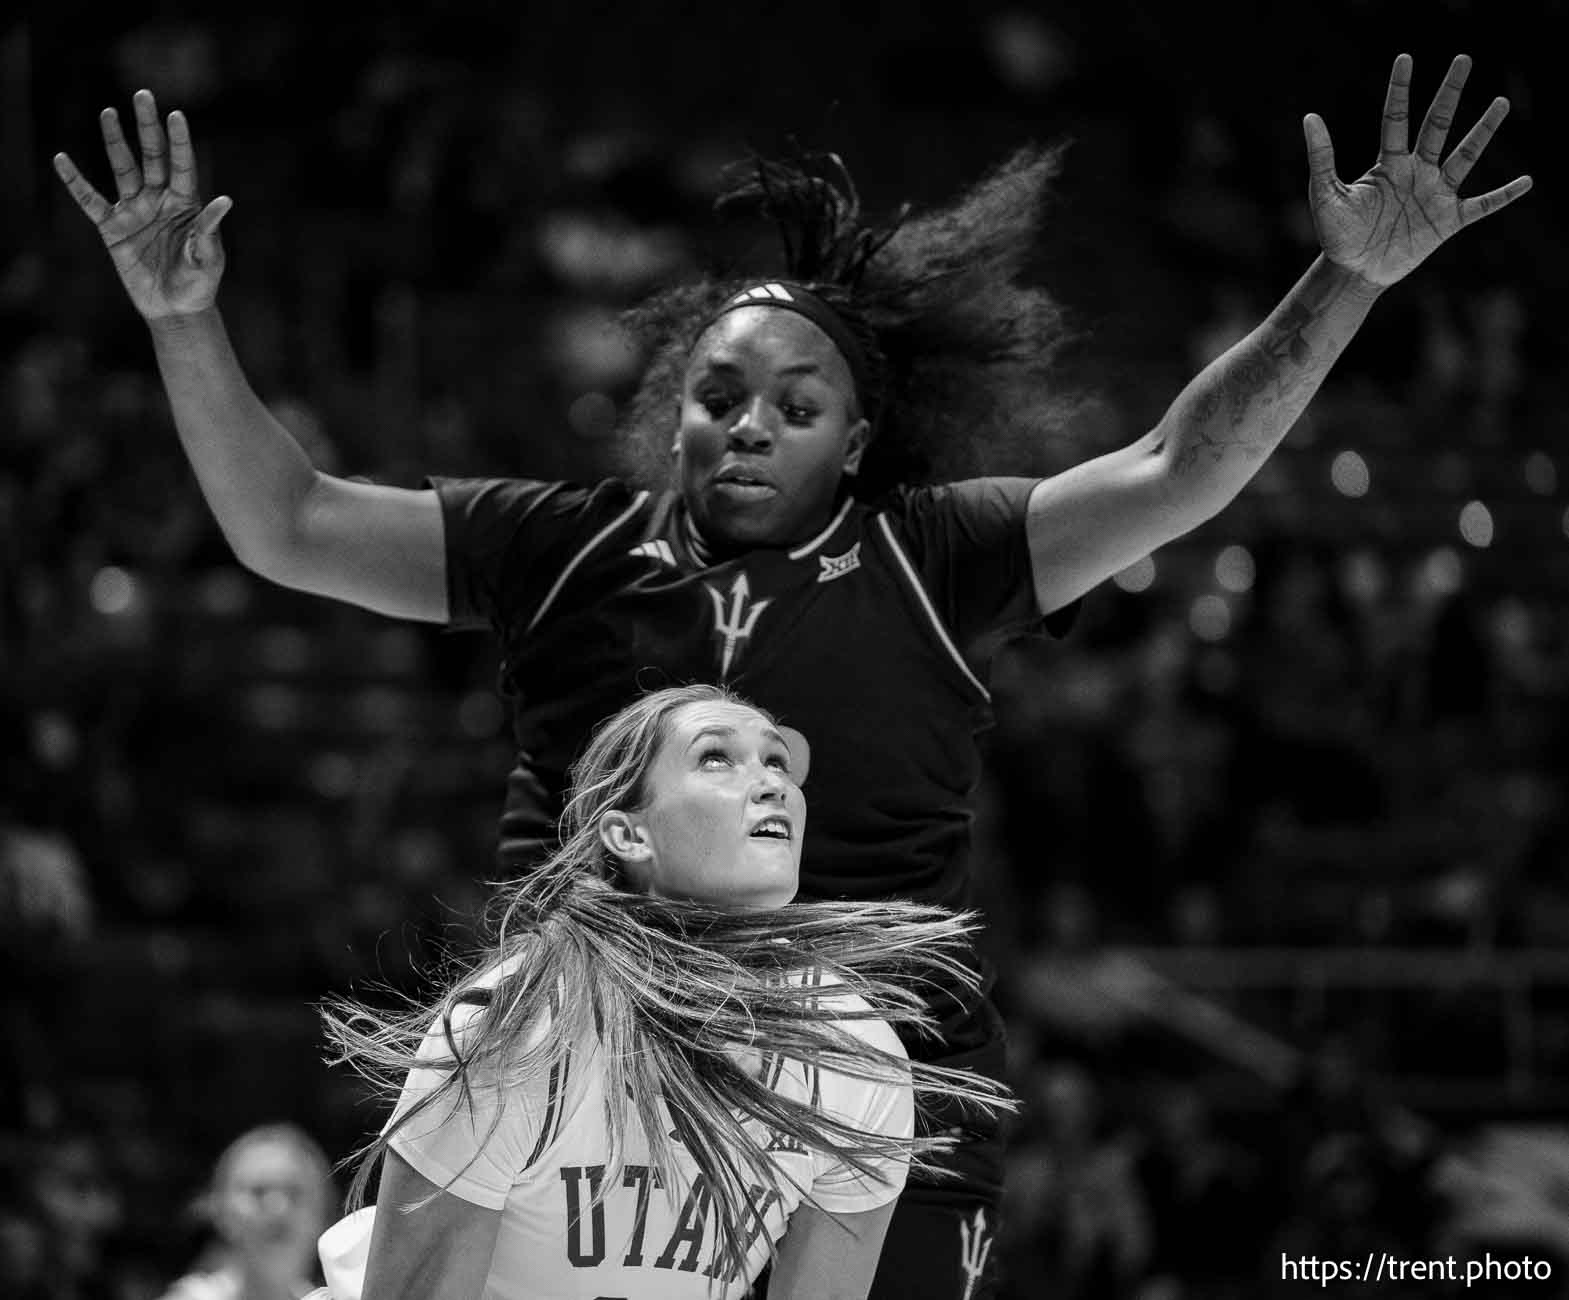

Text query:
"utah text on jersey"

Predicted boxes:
[[558, 1069, 825, 1286], [559, 1164, 788, 1283]]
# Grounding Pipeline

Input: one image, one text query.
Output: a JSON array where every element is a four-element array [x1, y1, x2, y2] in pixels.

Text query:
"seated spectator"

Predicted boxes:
[[158, 1124, 334, 1300]]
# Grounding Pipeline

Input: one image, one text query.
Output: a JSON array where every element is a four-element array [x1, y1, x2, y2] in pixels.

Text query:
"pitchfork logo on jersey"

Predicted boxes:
[[705, 572, 771, 677], [959, 1207, 994, 1300]]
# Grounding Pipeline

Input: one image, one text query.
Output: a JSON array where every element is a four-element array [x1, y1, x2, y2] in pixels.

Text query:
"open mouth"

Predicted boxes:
[[749, 815, 792, 841]]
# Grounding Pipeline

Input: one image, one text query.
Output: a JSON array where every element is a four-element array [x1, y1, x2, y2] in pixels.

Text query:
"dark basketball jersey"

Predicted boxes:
[[432, 474, 1062, 1190]]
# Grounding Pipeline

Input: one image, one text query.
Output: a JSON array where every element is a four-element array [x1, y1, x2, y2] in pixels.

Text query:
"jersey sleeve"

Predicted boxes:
[[425, 476, 631, 635], [808, 996, 915, 1214], [384, 979, 558, 1211], [883, 478, 1077, 644]]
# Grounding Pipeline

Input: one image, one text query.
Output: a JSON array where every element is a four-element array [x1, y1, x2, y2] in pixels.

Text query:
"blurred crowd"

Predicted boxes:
[[5, 5, 1568, 1297]]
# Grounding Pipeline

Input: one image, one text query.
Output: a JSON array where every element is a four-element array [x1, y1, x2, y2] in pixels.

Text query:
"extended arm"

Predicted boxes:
[[145, 309, 446, 620], [56, 90, 446, 622], [360, 1151, 502, 1300], [1026, 53, 1532, 615], [767, 1199, 897, 1300]]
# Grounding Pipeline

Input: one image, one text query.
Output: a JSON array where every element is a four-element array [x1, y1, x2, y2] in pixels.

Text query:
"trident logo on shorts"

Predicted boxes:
[[706, 572, 771, 678], [959, 1208, 993, 1300]]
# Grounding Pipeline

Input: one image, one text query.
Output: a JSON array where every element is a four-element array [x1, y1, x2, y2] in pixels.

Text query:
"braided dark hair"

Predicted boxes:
[[615, 143, 1082, 497]]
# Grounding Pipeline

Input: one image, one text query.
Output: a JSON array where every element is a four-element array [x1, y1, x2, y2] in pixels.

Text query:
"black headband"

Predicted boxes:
[[699, 282, 874, 411]]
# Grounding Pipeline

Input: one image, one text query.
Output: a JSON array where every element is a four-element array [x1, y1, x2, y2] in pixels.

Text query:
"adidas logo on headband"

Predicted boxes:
[[725, 283, 798, 305]]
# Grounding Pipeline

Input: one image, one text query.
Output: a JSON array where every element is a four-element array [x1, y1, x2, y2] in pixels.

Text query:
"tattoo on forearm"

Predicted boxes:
[[1169, 269, 1363, 478]]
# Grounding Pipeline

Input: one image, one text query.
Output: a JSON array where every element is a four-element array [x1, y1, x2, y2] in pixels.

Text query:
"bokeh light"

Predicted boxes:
[[1421, 547, 1464, 597], [1215, 544, 1255, 593], [1524, 451, 1557, 495], [308, 752, 357, 798], [1112, 555, 1156, 593], [89, 566, 137, 616], [1341, 549, 1387, 605], [32, 711, 80, 770], [1330, 450, 1370, 498], [1459, 500, 1494, 548], [1189, 594, 1231, 642]]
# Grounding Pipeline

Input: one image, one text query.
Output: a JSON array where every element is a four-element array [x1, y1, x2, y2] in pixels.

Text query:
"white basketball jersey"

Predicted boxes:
[[383, 957, 912, 1299]]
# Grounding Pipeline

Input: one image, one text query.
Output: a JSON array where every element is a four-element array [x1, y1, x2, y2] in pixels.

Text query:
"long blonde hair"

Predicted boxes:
[[321, 684, 1013, 1284]]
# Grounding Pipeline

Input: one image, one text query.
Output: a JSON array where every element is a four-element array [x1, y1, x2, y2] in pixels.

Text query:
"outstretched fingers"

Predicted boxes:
[[133, 89, 167, 190], [1380, 53, 1414, 156], [185, 196, 232, 268], [98, 107, 141, 201], [167, 109, 199, 199], [52, 151, 113, 226], [1442, 96, 1509, 190], [1459, 174, 1533, 228], [1415, 53, 1472, 165], [195, 195, 231, 241], [1303, 113, 1338, 192]]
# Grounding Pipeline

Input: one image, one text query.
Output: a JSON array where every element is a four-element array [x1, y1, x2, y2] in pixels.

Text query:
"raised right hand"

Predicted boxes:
[[54, 89, 232, 320]]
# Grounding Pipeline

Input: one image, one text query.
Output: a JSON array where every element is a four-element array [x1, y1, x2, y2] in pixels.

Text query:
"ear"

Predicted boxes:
[[842, 417, 871, 476], [599, 810, 653, 866]]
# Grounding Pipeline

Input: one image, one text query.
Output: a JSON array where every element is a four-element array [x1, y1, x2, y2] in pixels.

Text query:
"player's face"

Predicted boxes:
[[607, 700, 805, 910], [678, 307, 870, 549]]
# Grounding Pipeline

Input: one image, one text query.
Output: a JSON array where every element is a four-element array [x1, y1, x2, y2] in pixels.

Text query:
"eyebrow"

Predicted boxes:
[[688, 725, 792, 753], [696, 359, 824, 380]]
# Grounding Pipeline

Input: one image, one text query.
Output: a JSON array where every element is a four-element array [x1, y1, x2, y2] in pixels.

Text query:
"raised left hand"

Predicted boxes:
[[1304, 53, 1532, 288]]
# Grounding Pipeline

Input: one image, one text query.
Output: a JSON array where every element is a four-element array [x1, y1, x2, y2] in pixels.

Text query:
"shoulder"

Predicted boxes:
[[800, 980, 915, 1192], [862, 477, 1052, 641], [415, 950, 551, 1064], [425, 474, 648, 525], [873, 477, 1041, 532], [821, 986, 909, 1066], [392, 949, 594, 1175], [788, 968, 909, 1070]]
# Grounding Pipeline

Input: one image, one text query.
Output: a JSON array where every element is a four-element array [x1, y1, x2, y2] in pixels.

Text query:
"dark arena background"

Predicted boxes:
[[5, 3, 1567, 1297]]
